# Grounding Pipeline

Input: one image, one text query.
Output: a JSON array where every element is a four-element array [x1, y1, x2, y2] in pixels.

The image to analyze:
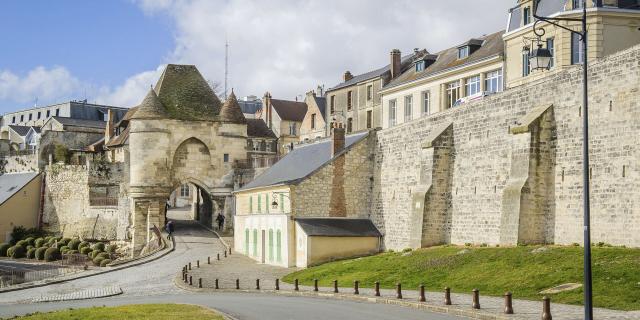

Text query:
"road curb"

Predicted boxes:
[[172, 275, 524, 320]]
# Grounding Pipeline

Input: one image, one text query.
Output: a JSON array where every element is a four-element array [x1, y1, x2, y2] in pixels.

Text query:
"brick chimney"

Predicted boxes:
[[105, 109, 115, 143], [390, 49, 401, 79], [343, 71, 353, 82], [263, 92, 272, 129], [331, 122, 346, 157]]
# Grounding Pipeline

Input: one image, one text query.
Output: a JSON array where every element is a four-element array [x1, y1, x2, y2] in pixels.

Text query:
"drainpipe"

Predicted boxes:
[[37, 173, 46, 229]]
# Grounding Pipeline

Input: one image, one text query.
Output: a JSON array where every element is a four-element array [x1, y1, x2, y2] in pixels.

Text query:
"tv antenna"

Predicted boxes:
[[224, 37, 229, 100]]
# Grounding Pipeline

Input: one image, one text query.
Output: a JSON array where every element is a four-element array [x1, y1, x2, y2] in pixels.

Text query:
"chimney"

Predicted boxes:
[[263, 92, 272, 129], [390, 49, 401, 79], [331, 122, 346, 157], [343, 71, 353, 82], [105, 109, 115, 143], [317, 85, 324, 96]]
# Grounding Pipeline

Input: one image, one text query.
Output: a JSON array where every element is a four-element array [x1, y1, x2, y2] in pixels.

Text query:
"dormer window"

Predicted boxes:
[[415, 60, 426, 72], [458, 46, 470, 59], [523, 6, 531, 25]]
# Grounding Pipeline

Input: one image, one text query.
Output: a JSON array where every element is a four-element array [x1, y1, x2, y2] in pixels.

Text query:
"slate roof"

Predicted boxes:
[[219, 91, 247, 124], [327, 53, 418, 92], [383, 31, 505, 90], [295, 218, 382, 237], [246, 119, 276, 139], [0, 172, 39, 205], [238, 131, 369, 191], [270, 99, 308, 122], [314, 96, 327, 120], [52, 117, 107, 129], [8, 125, 31, 136], [154, 64, 222, 121], [130, 89, 168, 120], [105, 126, 130, 147]]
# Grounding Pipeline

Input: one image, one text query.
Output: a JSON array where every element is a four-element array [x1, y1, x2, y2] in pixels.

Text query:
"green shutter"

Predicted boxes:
[[257, 194, 261, 213], [244, 229, 250, 255], [266, 193, 269, 213], [249, 196, 253, 213], [253, 229, 258, 257], [268, 229, 274, 261], [280, 194, 284, 213], [276, 230, 282, 262]]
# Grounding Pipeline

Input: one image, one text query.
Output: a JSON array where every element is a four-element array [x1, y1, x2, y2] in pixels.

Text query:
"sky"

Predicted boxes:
[[0, 0, 515, 113]]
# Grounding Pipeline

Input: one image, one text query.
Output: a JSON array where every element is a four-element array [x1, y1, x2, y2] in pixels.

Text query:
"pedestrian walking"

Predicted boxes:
[[216, 214, 225, 231], [166, 220, 175, 239]]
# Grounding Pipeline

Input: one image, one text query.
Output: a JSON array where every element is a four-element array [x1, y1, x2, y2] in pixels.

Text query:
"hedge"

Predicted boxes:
[[35, 238, 46, 248], [26, 247, 37, 259], [25, 237, 35, 246], [16, 240, 28, 247], [10, 245, 26, 258], [93, 257, 105, 266], [91, 242, 105, 251], [35, 247, 47, 260], [44, 247, 61, 261], [78, 241, 90, 250], [59, 246, 70, 254], [80, 247, 93, 255], [68, 239, 82, 250]]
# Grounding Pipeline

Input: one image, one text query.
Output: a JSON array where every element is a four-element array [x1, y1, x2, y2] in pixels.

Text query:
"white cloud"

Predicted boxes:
[[95, 66, 165, 108], [0, 66, 81, 106]]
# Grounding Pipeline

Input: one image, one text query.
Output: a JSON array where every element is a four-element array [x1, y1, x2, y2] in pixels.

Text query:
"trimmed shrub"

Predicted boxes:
[[35, 238, 46, 248], [35, 247, 47, 260], [78, 241, 90, 250], [16, 240, 28, 247], [26, 245, 34, 250], [91, 243, 105, 251], [93, 257, 105, 266], [59, 246, 70, 254], [90, 250, 103, 259], [0, 243, 10, 257], [25, 237, 35, 246], [96, 252, 110, 260], [9, 226, 46, 245], [59, 238, 71, 246], [11, 245, 26, 258], [44, 236, 52, 242], [44, 247, 61, 262], [100, 259, 112, 267], [27, 247, 37, 259], [105, 244, 118, 254], [6, 246, 15, 257], [67, 250, 78, 254], [80, 247, 92, 255], [68, 239, 81, 250]]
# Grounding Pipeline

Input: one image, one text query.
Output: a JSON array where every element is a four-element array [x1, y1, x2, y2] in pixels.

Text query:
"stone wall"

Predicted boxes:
[[292, 133, 375, 218], [1, 153, 38, 173], [42, 159, 130, 240], [373, 45, 640, 250]]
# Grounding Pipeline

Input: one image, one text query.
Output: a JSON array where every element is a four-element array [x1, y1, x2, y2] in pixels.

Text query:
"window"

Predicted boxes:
[[347, 118, 353, 133], [422, 91, 430, 115], [485, 69, 503, 93], [522, 48, 531, 76], [572, 0, 583, 9], [571, 33, 585, 65], [223, 153, 229, 163], [37, 112, 41, 119], [20, 115, 24, 122], [465, 75, 481, 96], [28, 113, 32, 121], [446, 81, 461, 108], [180, 184, 190, 197], [55, 109, 60, 116], [46, 110, 50, 117], [366, 110, 372, 129], [404, 95, 412, 122], [458, 46, 469, 59], [289, 122, 297, 135], [367, 85, 372, 101], [523, 7, 531, 25], [311, 113, 316, 129], [11, 116, 15, 123], [330, 95, 335, 113], [546, 38, 555, 68], [389, 99, 397, 126], [89, 185, 119, 206], [347, 91, 352, 109], [415, 60, 426, 72]]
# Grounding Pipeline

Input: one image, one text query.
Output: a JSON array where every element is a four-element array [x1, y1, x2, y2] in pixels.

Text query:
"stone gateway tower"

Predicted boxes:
[[128, 64, 247, 253]]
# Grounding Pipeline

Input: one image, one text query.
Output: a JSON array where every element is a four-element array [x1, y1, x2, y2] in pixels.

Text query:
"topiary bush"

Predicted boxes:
[[68, 239, 81, 250], [6, 246, 15, 257], [27, 245, 34, 250], [44, 236, 52, 242], [16, 240, 28, 247], [100, 259, 112, 267], [44, 247, 61, 262], [96, 252, 110, 260], [105, 244, 118, 254], [25, 237, 35, 246], [91, 242, 105, 251], [90, 250, 103, 259], [59, 238, 71, 246], [78, 241, 90, 250], [59, 246, 69, 254], [0, 243, 10, 257], [35, 238, 45, 248], [10, 245, 26, 258], [35, 247, 47, 260], [27, 248, 37, 259], [93, 257, 105, 266], [67, 250, 78, 254], [80, 247, 92, 255]]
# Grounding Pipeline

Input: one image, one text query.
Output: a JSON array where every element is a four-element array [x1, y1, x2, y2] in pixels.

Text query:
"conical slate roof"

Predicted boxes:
[[130, 89, 168, 120], [154, 64, 222, 121], [219, 90, 247, 124]]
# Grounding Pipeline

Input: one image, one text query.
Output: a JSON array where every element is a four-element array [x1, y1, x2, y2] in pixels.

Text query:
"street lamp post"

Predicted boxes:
[[530, 1, 592, 319]]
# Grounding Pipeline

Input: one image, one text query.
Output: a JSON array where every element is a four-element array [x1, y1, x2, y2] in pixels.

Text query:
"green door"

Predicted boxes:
[[244, 229, 249, 255], [276, 230, 282, 262], [268, 229, 274, 261], [252, 229, 258, 257]]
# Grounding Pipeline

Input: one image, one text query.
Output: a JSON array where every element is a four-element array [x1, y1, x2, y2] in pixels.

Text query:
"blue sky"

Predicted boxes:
[[0, 0, 514, 114]]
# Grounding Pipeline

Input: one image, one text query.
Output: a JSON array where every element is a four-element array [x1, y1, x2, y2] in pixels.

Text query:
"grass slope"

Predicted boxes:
[[13, 304, 224, 320], [283, 246, 640, 311]]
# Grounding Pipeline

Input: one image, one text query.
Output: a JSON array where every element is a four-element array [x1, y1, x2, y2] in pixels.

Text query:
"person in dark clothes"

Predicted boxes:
[[215, 214, 225, 231], [166, 220, 175, 239]]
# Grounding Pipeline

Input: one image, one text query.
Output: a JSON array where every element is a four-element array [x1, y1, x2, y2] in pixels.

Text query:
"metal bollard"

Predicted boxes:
[[313, 279, 318, 292], [215, 278, 219, 289], [256, 279, 260, 290], [229, 247, 232, 255], [374, 281, 381, 297], [217, 253, 220, 260], [354, 280, 359, 295], [472, 288, 480, 309], [183, 272, 187, 283], [396, 283, 402, 299], [198, 278, 202, 288], [189, 275, 193, 286], [419, 284, 426, 302], [294, 278, 299, 291], [188, 262, 191, 270], [333, 280, 339, 293], [196, 260, 199, 268], [224, 251, 227, 258], [207, 256, 210, 264], [504, 292, 514, 314], [236, 278, 240, 290], [444, 287, 452, 305], [542, 296, 552, 320], [275, 278, 280, 290]]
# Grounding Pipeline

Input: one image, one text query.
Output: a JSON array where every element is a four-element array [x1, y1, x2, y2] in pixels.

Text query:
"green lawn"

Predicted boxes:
[[283, 245, 640, 311], [13, 304, 224, 320]]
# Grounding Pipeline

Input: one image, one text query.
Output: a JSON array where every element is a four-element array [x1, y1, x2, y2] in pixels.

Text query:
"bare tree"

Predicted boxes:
[[207, 80, 223, 98]]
